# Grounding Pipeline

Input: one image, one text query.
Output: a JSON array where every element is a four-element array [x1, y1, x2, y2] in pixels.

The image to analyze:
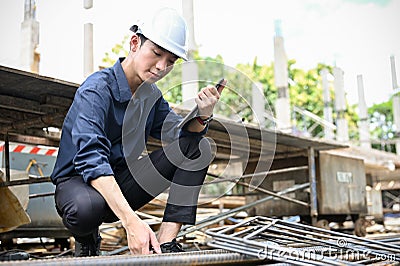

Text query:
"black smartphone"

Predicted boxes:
[[177, 78, 227, 129], [215, 78, 226, 94]]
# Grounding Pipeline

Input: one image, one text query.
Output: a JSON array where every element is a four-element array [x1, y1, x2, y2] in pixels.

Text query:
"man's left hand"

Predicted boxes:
[[195, 85, 221, 119]]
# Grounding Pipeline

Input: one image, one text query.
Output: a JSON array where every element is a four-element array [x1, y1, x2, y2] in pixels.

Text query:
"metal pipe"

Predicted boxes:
[[308, 147, 318, 225], [206, 165, 309, 185], [236, 180, 309, 207], [4, 249, 263, 266], [5, 133, 10, 183], [178, 183, 309, 237], [29, 192, 54, 199], [0, 176, 51, 187]]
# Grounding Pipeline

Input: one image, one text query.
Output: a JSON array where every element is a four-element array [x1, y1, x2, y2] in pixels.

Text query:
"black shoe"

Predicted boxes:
[[160, 238, 185, 253], [74, 229, 101, 257]]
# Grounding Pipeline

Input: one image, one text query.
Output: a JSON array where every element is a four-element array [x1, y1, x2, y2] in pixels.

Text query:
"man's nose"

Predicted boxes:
[[155, 59, 168, 72]]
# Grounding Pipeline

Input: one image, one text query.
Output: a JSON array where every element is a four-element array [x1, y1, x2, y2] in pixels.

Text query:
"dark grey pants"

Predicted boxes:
[[55, 136, 212, 237]]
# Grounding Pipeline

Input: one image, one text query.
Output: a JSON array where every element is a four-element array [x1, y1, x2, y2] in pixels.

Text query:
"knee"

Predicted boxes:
[[61, 197, 105, 236], [181, 136, 215, 167]]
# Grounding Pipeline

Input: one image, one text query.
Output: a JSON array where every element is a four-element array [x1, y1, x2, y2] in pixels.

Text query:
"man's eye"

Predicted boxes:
[[153, 50, 161, 56]]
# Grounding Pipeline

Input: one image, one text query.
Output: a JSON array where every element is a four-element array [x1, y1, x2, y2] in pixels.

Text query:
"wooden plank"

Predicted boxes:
[[0, 112, 66, 133], [0, 108, 39, 123], [3, 132, 60, 147], [0, 95, 44, 115], [41, 95, 73, 109]]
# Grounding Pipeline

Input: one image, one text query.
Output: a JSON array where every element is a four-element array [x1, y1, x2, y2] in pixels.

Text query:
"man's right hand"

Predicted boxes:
[[90, 176, 161, 254], [123, 215, 161, 254]]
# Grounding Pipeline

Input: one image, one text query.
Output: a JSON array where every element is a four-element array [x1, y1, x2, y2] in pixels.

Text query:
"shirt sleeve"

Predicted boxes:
[[71, 86, 114, 183], [150, 96, 208, 143]]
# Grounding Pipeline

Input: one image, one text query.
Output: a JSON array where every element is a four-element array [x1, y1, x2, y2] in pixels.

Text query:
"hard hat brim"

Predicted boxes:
[[130, 25, 188, 61]]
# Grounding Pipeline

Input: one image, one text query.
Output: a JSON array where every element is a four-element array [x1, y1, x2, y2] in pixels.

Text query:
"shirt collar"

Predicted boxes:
[[112, 58, 132, 103], [112, 58, 159, 103]]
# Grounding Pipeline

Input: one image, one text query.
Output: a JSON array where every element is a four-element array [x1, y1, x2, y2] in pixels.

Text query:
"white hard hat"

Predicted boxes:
[[130, 8, 188, 61]]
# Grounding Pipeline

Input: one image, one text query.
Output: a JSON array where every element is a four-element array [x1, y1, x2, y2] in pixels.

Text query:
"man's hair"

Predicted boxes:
[[138, 33, 147, 47], [133, 33, 176, 59]]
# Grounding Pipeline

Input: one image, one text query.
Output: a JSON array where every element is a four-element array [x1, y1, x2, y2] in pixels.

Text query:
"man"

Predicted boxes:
[[51, 8, 225, 256]]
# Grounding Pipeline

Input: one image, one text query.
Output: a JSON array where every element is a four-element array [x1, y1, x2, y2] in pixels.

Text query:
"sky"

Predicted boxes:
[[0, 0, 399, 107]]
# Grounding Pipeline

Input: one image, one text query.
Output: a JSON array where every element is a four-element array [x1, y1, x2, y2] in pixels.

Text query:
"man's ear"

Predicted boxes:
[[130, 34, 140, 52]]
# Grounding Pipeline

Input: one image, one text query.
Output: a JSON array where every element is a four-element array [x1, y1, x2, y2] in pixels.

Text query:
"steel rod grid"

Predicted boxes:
[[206, 216, 400, 265]]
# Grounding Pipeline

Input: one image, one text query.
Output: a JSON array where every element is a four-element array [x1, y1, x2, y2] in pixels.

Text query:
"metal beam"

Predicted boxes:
[[0, 176, 51, 187], [4, 133, 10, 183], [308, 147, 318, 225]]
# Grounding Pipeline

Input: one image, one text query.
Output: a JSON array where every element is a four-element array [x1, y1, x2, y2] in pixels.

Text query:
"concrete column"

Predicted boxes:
[[182, 0, 196, 53], [357, 75, 371, 148], [181, 0, 199, 109], [83, 0, 94, 78], [83, 23, 94, 78], [321, 69, 334, 140], [252, 82, 265, 127], [308, 147, 318, 226], [333, 67, 349, 142], [20, 0, 39, 73], [390, 56, 400, 154], [273, 20, 291, 132], [83, 0, 93, 9]]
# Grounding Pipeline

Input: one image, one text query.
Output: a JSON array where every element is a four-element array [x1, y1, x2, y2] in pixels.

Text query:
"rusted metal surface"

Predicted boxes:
[[245, 152, 370, 220], [317, 153, 367, 215], [206, 216, 400, 265], [0, 249, 263, 265]]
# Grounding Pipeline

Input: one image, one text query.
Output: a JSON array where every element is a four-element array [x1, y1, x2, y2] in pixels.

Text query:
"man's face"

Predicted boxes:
[[135, 39, 178, 83]]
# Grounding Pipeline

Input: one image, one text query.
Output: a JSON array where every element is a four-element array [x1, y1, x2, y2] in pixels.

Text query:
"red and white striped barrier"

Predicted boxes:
[[0, 142, 58, 157]]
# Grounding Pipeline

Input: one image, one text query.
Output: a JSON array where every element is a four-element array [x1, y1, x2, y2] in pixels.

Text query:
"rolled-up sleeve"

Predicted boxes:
[[72, 88, 114, 183]]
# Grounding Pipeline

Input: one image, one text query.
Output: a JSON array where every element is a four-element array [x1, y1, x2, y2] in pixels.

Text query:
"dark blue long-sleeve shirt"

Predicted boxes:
[[51, 58, 206, 184]]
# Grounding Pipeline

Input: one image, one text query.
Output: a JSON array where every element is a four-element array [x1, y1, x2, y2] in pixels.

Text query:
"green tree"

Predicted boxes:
[[368, 99, 396, 153], [102, 35, 129, 67], [101, 40, 360, 140]]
